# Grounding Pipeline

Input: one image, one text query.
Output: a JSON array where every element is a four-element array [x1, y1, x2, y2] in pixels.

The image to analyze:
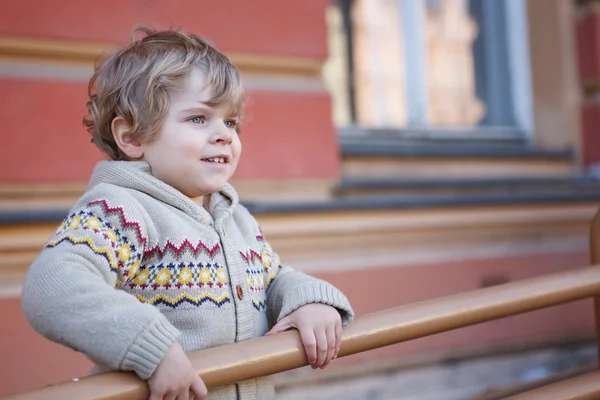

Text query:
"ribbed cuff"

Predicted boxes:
[[238, 379, 258, 400], [280, 283, 355, 326], [120, 315, 181, 379]]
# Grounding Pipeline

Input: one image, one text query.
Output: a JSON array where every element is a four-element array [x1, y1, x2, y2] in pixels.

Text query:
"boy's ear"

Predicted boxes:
[[111, 116, 143, 159]]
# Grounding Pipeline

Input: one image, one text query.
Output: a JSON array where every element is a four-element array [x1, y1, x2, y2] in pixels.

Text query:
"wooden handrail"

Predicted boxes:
[[5, 264, 600, 400], [502, 370, 600, 400], [591, 209, 600, 368]]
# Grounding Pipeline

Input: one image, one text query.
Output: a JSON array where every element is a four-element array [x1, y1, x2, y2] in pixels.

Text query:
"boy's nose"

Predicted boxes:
[[214, 123, 234, 144]]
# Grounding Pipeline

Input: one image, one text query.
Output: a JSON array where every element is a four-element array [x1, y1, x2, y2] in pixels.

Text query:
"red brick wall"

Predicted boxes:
[[581, 98, 600, 167], [0, 0, 340, 182], [576, 3, 600, 166], [0, 0, 329, 57]]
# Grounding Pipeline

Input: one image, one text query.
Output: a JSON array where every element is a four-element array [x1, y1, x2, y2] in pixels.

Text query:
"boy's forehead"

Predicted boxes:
[[169, 67, 240, 115], [171, 69, 213, 104]]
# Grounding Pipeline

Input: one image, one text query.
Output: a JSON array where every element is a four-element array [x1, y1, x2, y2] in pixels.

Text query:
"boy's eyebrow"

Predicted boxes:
[[179, 105, 213, 114], [180, 104, 240, 118]]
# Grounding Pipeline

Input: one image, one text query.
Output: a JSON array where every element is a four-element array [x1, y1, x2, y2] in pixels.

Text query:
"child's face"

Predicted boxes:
[[141, 68, 242, 198]]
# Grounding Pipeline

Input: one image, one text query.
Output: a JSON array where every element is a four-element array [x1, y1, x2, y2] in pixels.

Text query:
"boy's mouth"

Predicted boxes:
[[202, 156, 229, 164]]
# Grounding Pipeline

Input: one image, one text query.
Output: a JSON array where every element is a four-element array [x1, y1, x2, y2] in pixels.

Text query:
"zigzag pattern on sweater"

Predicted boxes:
[[47, 235, 118, 272], [251, 297, 267, 311], [240, 242, 278, 267], [127, 262, 229, 290], [246, 267, 267, 291], [239, 249, 262, 263], [88, 199, 148, 249], [49, 210, 144, 280], [265, 264, 282, 291], [245, 263, 283, 311], [134, 292, 230, 308], [246, 271, 267, 311], [144, 239, 221, 259]]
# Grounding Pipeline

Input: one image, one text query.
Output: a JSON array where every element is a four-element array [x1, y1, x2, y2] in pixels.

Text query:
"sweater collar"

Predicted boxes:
[[88, 160, 238, 225]]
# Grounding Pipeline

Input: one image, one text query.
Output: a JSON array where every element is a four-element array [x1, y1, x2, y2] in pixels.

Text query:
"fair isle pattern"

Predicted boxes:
[[262, 242, 283, 292], [265, 264, 282, 292], [48, 210, 143, 282], [128, 262, 229, 290], [242, 242, 283, 310], [239, 249, 261, 263], [130, 262, 231, 309], [246, 267, 267, 310], [88, 199, 148, 249], [134, 293, 230, 308], [247, 266, 282, 310], [254, 235, 283, 292], [144, 239, 221, 261], [48, 235, 117, 272]]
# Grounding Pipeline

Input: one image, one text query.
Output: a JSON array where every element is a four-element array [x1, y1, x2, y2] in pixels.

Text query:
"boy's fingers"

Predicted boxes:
[[314, 329, 328, 368], [190, 377, 208, 400], [175, 389, 189, 400], [321, 325, 336, 369], [148, 386, 166, 400], [334, 322, 342, 359], [164, 392, 177, 400], [299, 327, 317, 366]]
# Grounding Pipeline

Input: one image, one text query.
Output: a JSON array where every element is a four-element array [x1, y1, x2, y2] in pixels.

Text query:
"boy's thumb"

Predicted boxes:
[[264, 317, 293, 336]]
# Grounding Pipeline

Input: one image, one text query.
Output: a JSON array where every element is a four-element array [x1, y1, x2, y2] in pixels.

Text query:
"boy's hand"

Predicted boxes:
[[148, 341, 207, 400], [265, 303, 342, 369]]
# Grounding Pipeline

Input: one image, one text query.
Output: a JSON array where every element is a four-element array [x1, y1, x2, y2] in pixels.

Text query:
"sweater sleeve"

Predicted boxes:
[[263, 242, 354, 328], [21, 193, 179, 380]]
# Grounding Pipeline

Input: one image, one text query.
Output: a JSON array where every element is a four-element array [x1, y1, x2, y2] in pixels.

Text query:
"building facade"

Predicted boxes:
[[1, 0, 599, 396]]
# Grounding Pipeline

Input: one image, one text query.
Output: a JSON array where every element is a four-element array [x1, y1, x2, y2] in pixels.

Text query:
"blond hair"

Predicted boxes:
[[84, 26, 244, 160]]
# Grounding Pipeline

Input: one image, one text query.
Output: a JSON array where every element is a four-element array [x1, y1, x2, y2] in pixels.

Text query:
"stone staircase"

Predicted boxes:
[[333, 133, 600, 205]]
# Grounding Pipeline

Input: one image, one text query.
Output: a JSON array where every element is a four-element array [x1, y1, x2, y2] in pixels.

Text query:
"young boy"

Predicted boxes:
[[21, 27, 354, 400]]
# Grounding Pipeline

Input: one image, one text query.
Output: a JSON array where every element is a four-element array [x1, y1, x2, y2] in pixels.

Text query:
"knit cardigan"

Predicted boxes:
[[21, 160, 354, 400]]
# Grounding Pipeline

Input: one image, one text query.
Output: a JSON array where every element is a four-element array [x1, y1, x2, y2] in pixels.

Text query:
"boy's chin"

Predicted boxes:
[[196, 182, 228, 196], [177, 184, 226, 198]]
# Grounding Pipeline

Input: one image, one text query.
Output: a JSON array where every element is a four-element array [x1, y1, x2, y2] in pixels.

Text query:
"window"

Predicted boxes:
[[324, 0, 534, 136]]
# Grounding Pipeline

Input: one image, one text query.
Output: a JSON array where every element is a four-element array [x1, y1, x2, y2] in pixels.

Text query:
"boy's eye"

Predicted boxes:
[[225, 120, 238, 129], [189, 116, 206, 124]]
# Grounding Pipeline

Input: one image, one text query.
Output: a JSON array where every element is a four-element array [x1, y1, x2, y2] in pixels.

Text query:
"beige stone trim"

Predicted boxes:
[[0, 178, 335, 208], [342, 157, 575, 179], [231, 179, 335, 202], [0, 181, 87, 198], [257, 203, 596, 238], [0, 35, 324, 78]]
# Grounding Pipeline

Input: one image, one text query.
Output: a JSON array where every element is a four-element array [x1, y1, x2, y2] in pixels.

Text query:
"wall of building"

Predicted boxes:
[[576, 0, 600, 167], [0, 0, 597, 397], [0, 0, 340, 184]]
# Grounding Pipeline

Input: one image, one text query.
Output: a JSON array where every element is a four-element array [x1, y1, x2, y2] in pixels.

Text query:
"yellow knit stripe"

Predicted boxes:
[[252, 297, 267, 310], [47, 235, 118, 271], [134, 293, 230, 307], [265, 265, 283, 291]]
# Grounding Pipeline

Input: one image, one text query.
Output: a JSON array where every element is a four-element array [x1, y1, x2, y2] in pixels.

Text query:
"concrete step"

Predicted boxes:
[[334, 176, 600, 198], [340, 139, 576, 180], [338, 126, 529, 146], [243, 191, 600, 213]]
